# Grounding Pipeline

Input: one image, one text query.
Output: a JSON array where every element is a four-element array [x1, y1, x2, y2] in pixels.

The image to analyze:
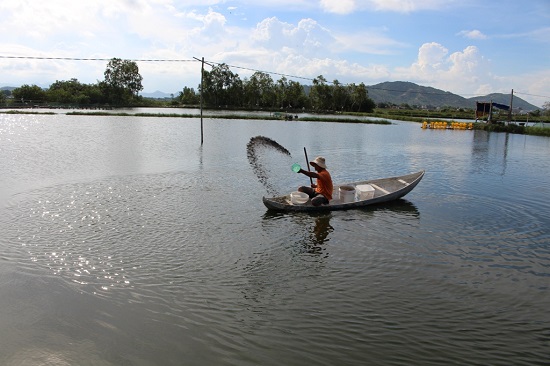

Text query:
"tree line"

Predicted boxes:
[[2, 58, 144, 107], [1, 59, 376, 113], [190, 63, 375, 112]]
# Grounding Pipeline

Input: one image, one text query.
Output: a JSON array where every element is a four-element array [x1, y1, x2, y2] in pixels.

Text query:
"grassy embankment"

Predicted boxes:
[[3, 108, 549, 136], [1, 109, 391, 125], [368, 108, 550, 137]]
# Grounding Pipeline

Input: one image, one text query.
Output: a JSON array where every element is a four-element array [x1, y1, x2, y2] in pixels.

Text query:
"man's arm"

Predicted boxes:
[[298, 169, 319, 179]]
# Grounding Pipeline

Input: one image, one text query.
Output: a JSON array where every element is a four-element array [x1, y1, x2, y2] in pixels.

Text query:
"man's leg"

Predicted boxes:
[[311, 194, 329, 206], [298, 186, 315, 198]]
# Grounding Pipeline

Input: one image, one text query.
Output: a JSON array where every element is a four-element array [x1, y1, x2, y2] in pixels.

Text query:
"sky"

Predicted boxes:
[[1, 0, 549, 107]]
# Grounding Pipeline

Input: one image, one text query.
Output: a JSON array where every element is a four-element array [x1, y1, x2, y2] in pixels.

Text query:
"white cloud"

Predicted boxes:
[[251, 17, 336, 58], [416, 42, 449, 69], [448, 46, 486, 74], [0, 44, 105, 87], [458, 30, 488, 40], [317, 0, 458, 14], [527, 26, 550, 43], [0, 2, 547, 106], [320, 0, 357, 14], [0, 1, 135, 39], [394, 43, 495, 97], [332, 28, 408, 55], [366, 0, 452, 13], [504, 70, 550, 108], [494, 26, 550, 44]]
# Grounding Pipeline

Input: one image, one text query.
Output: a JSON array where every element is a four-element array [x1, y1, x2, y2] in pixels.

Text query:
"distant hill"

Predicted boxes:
[[367, 81, 540, 111], [140, 90, 174, 99], [466, 93, 533, 111]]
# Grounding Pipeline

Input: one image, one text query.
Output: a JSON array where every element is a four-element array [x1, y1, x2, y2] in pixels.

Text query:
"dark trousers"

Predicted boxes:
[[298, 186, 329, 206]]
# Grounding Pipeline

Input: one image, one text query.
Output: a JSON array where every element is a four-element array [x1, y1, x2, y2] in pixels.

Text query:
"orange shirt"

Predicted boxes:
[[315, 169, 333, 200]]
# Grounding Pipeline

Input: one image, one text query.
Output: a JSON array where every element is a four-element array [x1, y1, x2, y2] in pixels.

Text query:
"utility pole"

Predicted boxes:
[[193, 56, 205, 144], [200, 57, 204, 145], [508, 89, 514, 123]]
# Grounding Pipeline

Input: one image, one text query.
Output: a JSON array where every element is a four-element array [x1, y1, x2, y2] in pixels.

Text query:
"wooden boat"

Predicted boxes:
[[263, 170, 425, 212]]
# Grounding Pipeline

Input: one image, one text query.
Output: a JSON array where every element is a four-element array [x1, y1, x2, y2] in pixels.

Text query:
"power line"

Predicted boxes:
[[205, 60, 316, 83], [1, 54, 313, 82], [202, 59, 549, 100], [2, 55, 547, 101], [204, 59, 477, 98], [514, 91, 550, 100], [0, 55, 195, 62]]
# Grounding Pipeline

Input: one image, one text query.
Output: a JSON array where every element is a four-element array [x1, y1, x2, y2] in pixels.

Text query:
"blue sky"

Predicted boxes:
[[1, 0, 549, 107]]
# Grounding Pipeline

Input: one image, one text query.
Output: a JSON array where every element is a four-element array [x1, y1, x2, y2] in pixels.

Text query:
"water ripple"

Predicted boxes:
[[1, 117, 549, 365]]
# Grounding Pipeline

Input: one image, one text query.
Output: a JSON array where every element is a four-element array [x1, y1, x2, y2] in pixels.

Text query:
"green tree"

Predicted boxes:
[[309, 75, 332, 111], [202, 63, 242, 107], [242, 74, 260, 108], [243, 71, 275, 108], [332, 80, 348, 112], [286, 80, 307, 109], [348, 83, 374, 112], [12, 84, 47, 105], [46, 78, 104, 105], [103, 58, 143, 105], [227, 76, 244, 108], [529, 110, 541, 117], [275, 76, 290, 109], [178, 87, 200, 105]]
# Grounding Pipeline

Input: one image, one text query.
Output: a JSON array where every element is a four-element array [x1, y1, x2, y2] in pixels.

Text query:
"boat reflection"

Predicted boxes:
[[261, 211, 333, 254], [310, 214, 334, 246], [354, 199, 420, 218], [262, 199, 419, 255]]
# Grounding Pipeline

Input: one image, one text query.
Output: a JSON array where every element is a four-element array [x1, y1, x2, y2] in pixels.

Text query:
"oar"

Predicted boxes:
[[304, 147, 313, 185]]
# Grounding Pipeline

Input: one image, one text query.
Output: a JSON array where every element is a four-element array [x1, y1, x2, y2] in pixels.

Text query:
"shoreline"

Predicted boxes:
[[1, 108, 548, 136]]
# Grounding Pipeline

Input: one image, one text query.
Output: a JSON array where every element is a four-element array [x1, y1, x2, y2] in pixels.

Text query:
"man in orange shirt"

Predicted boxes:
[[297, 156, 333, 206]]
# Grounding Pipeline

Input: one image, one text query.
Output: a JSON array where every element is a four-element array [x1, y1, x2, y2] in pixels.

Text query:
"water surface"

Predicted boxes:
[[0, 112, 548, 365]]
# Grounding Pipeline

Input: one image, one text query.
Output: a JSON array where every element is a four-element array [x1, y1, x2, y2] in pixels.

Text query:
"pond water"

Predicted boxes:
[[0, 112, 549, 365]]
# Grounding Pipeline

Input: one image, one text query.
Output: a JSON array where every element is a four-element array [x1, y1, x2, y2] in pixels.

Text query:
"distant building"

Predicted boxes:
[[476, 101, 510, 122]]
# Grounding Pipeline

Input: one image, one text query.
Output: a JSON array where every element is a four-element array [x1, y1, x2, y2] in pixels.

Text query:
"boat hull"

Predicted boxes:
[[262, 170, 425, 212]]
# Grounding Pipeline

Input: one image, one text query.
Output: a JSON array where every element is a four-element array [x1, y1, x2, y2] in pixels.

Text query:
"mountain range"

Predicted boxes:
[[366, 81, 539, 111]]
